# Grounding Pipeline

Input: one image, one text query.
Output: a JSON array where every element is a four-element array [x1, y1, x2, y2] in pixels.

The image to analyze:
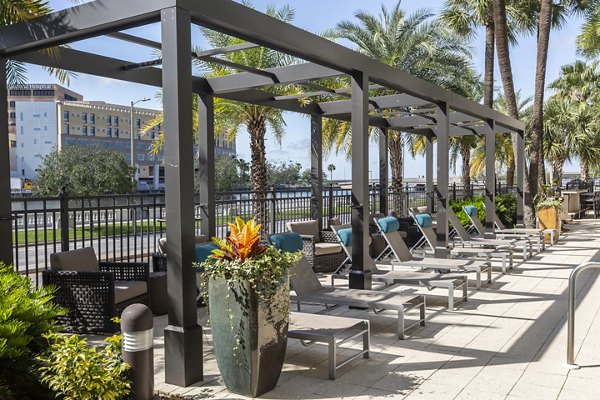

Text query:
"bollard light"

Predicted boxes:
[[121, 304, 154, 400]]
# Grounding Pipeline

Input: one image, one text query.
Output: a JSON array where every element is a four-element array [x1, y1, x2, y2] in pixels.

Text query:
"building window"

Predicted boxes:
[[9, 112, 15, 119], [64, 93, 77, 101], [107, 115, 112, 125], [136, 118, 141, 129], [82, 126, 87, 136], [33, 139, 37, 144], [32, 89, 55, 96], [64, 124, 69, 134], [138, 154, 145, 161], [9, 89, 31, 96], [19, 113, 23, 122], [107, 128, 112, 138], [90, 127, 95, 136], [63, 111, 69, 121], [9, 101, 15, 107], [114, 116, 119, 126], [82, 113, 87, 123], [114, 128, 119, 138], [89, 113, 95, 124]]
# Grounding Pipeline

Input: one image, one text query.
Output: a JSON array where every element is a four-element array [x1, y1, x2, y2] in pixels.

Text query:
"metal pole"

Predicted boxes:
[[311, 115, 323, 230], [379, 128, 388, 216], [484, 120, 496, 238], [130, 101, 136, 184], [435, 103, 450, 258], [425, 135, 434, 214], [0, 58, 12, 265], [516, 130, 525, 227], [567, 261, 600, 368], [197, 92, 215, 238]]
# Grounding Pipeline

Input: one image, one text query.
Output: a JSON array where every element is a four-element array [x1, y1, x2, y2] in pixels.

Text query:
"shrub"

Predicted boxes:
[[449, 194, 516, 229], [37, 333, 131, 400], [0, 263, 65, 399]]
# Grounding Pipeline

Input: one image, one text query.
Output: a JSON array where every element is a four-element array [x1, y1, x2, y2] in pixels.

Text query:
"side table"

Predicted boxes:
[[149, 271, 167, 315]]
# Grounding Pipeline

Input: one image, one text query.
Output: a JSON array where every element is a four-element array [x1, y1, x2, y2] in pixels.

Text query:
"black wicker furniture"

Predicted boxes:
[[286, 220, 346, 273], [152, 234, 207, 272], [43, 247, 150, 333]]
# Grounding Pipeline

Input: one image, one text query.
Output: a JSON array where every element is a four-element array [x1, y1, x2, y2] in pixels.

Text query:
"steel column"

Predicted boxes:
[[350, 71, 372, 290], [516, 130, 525, 226], [435, 104, 450, 258], [426, 135, 434, 214], [0, 59, 12, 265], [161, 6, 203, 387], [198, 92, 215, 238], [311, 114, 323, 230], [379, 128, 389, 216], [485, 120, 496, 238]]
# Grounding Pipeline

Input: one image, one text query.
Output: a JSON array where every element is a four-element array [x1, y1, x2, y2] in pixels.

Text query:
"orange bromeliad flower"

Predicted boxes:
[[211, 217, 267, 262]]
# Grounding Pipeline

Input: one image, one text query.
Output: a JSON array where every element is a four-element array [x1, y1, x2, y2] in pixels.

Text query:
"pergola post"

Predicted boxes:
[[350, 71, 372, 290], [379, 128, 389, 215], [161, 7, 203, 387], [426, 135, 434, 214], [516, 130, 525, 227], [485, 120, 496, 238], [0, 59, 12, 265], [311, 114, 323, 230], [435, 103, 450, 258], [198, 92, 215, 238]]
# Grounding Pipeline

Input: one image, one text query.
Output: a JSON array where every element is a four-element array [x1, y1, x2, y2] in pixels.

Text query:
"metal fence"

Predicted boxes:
[[11, 183, 513, 282]]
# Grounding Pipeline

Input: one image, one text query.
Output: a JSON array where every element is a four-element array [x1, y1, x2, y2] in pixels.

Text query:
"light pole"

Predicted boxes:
[[130, 98, 150, 186]]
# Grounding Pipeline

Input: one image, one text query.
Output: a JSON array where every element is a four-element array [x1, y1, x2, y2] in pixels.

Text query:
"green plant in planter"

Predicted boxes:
[[37, 332, 131, 400], [535, 196, 563, 210], [0, 262, 66, 400], [199, 217, 300, 398]]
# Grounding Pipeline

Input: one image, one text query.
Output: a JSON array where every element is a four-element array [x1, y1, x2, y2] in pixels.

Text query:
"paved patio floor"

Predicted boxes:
[[151, 220, 600, 399]]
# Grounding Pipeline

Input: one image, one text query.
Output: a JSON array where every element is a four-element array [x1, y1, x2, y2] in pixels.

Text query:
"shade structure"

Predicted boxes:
[[0, 0, 525, 387]]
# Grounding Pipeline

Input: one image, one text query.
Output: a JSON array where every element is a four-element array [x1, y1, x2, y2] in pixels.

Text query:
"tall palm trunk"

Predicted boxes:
[[248, 114, 269, 234], [483, 18, 495, 108], [388, 132, 403, 213], [581, 161, 590, 181], [506, 152, 515, 187], [494, 0, 533, 226], [460, 140, 471, 189], [552, 158, 565, 187], [532, 0, 553, 191]]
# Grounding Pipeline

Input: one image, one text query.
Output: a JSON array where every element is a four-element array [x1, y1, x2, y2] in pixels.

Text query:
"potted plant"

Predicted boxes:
[[200, 218, 300, 397], [536, 196, 563, 242]]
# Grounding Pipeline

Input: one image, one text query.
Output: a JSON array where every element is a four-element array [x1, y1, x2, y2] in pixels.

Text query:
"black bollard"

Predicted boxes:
[[121, 304, 154, 400]]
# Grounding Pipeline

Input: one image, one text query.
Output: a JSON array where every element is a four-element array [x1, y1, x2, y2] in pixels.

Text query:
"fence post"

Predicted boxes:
[[271, 187, 277, 235], [60, 187, 70, 252], [404, 183, 409, 216], [452, 182, 456, 201], [328, 184, 334, 224]]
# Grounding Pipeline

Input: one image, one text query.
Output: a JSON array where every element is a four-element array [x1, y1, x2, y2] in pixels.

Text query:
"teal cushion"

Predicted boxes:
[[378, 216, 400, 233], [195, 243, 219, 264], [415, 214, 433, 228], [269, 232, 303, 253], [337, 228, 352, 246], [464, 205, 478, 217]]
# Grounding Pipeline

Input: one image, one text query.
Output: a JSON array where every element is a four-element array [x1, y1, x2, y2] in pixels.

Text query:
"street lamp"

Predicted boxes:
[[130, 98, 150, 185]]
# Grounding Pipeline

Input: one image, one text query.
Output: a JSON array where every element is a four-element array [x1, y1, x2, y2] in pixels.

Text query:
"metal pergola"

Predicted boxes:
[[0, 0, 525, 387]]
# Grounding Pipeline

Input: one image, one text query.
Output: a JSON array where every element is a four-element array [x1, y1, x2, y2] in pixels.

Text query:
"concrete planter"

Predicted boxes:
[[208, 274, 289, 397], [538, 205, 561, 243]]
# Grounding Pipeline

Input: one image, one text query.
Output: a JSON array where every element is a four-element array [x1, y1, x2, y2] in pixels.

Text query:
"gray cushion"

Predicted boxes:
[[314, 242, 342, 256], [286, 220, 320, 242], [158, 235, 207, 254], [114, 280, 148, 304], [50, 247, 99, 272]]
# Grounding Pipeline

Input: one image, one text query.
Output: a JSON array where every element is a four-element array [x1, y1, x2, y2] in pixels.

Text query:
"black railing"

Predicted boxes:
[[11, 184, 513, 282]]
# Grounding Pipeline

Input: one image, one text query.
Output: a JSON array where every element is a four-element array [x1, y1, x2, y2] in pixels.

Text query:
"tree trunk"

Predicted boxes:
[[484, 18, 495, 108], [494, 0, 532, 226], [248, 113, 269, 235], [552, 158, 565, 187], [506, 155, 515, 187], [532, 0, 553, 190], [388, 132, 403, 213], [581, 161, 590, 181], [460, 140, 471, 189]]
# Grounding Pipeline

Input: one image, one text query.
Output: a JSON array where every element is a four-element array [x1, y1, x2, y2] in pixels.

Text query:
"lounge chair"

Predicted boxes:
[[373, 216, 492, 289], [269, 232, 426, 339], [493, 211, 557, 246], [286, 220, 346, 273], [462, 205, 543, 254], [328, 225, 468, 309], [409, 209, 513, 273]]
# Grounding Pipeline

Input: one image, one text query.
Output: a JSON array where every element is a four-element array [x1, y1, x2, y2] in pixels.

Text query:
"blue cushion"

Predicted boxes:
[[378, 216, 400, 233], [464, 205, 478, 217], [195, 243, 219, 264], [337, 228, 352, 246], [415, 214, 433, 228], [269, 232, 303, 253]]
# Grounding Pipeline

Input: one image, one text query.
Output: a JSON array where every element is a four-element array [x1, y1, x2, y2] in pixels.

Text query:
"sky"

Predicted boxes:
[[24, 0, 588, 180]]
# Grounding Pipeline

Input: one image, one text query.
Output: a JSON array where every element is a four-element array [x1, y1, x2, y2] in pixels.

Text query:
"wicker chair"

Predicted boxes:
[[286, 220, 346, 273], [152, 235, 207, 272], [43, 247, 149, 333]]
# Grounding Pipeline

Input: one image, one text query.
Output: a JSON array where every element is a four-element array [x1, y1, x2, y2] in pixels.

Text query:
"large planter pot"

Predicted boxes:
[[208, 274, 289, 397], [538, 206, 561, 243]]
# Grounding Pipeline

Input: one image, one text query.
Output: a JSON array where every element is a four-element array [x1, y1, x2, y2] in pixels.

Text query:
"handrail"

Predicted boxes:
[[567, 261, 600, 368]]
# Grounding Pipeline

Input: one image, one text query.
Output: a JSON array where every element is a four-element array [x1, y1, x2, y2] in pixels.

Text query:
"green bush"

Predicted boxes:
[[37, 333, 131, 400], [449, 194, 517, 229], [0, 263, 65, 399]]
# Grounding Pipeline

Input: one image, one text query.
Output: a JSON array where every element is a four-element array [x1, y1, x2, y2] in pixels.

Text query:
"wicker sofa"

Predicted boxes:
[[152, 235, 208, 272], [43, 247, 149, 333], [286, 220, 346, 273]]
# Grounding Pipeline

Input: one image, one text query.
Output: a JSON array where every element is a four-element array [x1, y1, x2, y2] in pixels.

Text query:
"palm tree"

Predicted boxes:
[[331, 1, 479, 204], [327, 164, 336, 183], [577, 4, 600, 58]]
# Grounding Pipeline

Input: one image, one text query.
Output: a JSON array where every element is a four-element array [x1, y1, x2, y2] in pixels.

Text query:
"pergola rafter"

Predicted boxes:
[[0, 0, 526, 388]]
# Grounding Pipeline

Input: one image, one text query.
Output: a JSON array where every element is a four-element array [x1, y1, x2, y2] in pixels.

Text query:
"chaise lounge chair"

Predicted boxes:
[[328, 225, 468, 309], [373, 216, 492, 289], [492, 210, 557, 246]]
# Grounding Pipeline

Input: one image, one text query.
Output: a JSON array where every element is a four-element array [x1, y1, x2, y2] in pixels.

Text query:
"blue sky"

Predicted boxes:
[[24, 0, 587, 179]]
